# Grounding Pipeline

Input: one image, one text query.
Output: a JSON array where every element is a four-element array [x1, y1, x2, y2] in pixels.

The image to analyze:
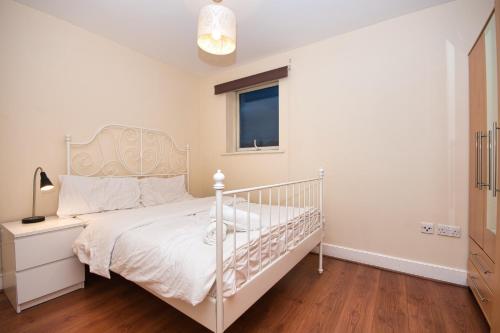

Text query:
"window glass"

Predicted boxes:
[[238, 85, 279, 149]]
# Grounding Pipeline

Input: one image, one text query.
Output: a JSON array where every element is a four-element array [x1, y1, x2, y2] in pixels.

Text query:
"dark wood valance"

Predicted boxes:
[[214, 66, 288, 95]]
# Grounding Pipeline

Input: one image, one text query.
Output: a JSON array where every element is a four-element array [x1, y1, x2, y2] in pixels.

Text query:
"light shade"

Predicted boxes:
[[197, 3, 236, 55], [40, 171, 54, 191]]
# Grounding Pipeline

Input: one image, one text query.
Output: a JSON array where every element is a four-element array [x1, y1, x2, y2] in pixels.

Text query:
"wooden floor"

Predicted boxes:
[[0, 255, 489, 333]]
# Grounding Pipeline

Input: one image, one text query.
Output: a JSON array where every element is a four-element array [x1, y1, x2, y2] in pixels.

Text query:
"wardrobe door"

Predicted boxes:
[[470, 34, 487, 248], [485, 15, 498, 262], [494, 2, 500, 332]]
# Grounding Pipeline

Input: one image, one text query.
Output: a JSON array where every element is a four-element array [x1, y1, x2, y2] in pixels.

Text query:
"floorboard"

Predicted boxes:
[[0, 255, 489, 333], [371, 270, 409, 333], [333, 264, 381, 333]]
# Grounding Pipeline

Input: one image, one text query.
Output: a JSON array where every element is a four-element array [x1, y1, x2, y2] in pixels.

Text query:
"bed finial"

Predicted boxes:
[[319, 168, 325, 179], [213, 169, 225, 190]]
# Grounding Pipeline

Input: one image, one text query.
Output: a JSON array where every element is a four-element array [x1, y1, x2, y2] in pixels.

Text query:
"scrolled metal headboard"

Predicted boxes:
[[65, 124, 190, 192]]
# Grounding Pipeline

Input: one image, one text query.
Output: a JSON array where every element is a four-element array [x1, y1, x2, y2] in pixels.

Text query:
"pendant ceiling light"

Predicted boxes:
[[197, 0, 236, 55]]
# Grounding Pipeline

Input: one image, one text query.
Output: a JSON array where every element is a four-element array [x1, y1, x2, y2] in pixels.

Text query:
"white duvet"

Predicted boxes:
[[73, 196, 320, 306]]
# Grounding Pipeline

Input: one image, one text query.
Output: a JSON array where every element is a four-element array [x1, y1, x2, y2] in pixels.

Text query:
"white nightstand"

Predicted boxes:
[[1, 216, 85, 313]]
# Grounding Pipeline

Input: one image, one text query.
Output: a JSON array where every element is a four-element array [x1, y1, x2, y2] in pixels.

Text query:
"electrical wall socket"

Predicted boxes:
[[420, 222, 434, 234], [436, 224, 461, 238]]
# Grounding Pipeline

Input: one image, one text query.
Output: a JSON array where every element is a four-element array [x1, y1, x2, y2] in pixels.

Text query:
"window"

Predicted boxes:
[[237, 83, 279, 151]]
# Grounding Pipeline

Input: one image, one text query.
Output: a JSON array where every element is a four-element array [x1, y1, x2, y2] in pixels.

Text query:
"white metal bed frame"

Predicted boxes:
[[65, 124, 190, 190], [66, 124, 324, 333]]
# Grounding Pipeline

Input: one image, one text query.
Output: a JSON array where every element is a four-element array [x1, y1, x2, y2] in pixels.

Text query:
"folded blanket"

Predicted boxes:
[[203, 220, 228, 246], [209, 204, 261, 231]]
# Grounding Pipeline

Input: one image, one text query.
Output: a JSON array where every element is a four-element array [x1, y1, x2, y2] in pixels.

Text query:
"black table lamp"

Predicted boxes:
[[22, 167, 54, 224]]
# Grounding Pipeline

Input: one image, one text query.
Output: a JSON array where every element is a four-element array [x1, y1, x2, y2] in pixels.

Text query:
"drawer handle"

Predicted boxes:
[[470, 253, 492, 275], [470, 277, 488, 303]]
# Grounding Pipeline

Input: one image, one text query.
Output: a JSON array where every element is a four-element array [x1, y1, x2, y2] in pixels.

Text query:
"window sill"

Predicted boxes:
[[221, 149, 286, 156]]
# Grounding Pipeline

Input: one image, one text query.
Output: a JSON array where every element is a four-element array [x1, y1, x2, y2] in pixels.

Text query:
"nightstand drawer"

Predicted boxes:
[[15, 226, 83, 271], [16, 256, 84, 304]]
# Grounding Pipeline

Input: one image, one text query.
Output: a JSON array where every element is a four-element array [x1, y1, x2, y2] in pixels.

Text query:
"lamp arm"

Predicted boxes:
[[32, 167, 43, 217]]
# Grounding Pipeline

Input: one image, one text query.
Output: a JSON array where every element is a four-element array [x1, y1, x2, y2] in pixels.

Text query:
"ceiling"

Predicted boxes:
[[15, 0, 453, 74]]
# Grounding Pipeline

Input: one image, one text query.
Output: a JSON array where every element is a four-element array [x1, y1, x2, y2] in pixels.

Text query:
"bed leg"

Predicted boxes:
[[318, 168, 324, 275], [318, 242, 324, 274]]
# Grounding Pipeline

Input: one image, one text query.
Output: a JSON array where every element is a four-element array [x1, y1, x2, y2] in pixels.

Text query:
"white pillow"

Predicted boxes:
[[57, 175, 141, 217], [139, 176, 188, 207]]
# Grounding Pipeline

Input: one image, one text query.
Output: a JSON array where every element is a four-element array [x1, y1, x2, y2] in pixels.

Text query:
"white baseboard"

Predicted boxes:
[[318, 243, 467, 286]]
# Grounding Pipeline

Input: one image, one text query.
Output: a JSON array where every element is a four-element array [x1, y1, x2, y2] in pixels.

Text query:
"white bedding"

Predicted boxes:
[[73, 196, 320, 306]]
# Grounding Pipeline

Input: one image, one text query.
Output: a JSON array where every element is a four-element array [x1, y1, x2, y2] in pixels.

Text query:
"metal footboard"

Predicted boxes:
[[213, 169, 325, 332]]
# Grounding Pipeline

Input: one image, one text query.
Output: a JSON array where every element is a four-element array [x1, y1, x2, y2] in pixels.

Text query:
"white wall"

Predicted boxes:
[[0, 1, 201, 271], [197, 0, 493, 270]]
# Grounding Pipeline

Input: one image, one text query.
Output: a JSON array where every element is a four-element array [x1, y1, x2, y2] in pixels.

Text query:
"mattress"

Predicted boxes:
[[73, 196, 320, 306]]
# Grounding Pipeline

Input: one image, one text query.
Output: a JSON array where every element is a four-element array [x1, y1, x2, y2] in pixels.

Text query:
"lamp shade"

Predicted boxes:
[[40, 171, 54, 191], [197, 3, 236, 55]]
